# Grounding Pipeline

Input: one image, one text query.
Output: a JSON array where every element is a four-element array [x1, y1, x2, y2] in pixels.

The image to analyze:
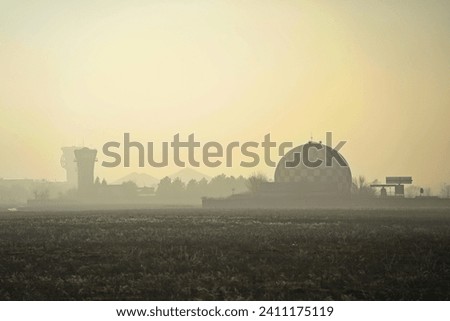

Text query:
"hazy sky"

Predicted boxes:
[[0, 0, 449, 190]]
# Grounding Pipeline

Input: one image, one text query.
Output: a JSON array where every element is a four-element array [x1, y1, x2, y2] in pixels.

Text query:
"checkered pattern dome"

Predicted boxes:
[[274, 142, 352, 194]]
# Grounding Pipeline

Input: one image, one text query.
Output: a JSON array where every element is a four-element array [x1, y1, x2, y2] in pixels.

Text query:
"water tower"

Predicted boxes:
[[61, 147, 79, 188], [74, 147, 97, 195]]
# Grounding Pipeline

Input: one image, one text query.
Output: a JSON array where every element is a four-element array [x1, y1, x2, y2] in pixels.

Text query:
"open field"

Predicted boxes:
[[0, 208, 449, 300]]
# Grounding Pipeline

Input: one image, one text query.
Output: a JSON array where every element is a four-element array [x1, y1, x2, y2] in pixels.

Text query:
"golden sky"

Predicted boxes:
[[0, 0, 449, 190]]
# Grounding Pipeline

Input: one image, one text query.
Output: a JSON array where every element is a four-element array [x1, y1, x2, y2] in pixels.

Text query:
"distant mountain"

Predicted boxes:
[[168, 168, 211, 183], [113, 172, 159, 187]]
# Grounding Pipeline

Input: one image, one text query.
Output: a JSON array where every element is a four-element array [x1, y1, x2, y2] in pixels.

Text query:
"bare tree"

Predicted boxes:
[[246, 172, 268, 194], [352, 175, 376, 197]]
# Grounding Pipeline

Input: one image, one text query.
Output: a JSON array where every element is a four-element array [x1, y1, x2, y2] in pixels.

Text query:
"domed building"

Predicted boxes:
[[262, 141, 352, 198]]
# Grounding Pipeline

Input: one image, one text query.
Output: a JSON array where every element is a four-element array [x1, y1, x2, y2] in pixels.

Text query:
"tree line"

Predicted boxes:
[[155, 174, 248, 199]]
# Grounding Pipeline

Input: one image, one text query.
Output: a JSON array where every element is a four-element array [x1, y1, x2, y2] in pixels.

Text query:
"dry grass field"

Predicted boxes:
[[0, 208, 448, 300]]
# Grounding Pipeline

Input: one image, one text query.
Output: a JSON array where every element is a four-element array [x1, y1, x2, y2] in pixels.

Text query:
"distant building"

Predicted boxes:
[[260, 141, 352, 198], [61, 146, 79, 188], [74, 148, 97, 196], [202, 141, 355, 208], [370, 177, 413, 198]]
